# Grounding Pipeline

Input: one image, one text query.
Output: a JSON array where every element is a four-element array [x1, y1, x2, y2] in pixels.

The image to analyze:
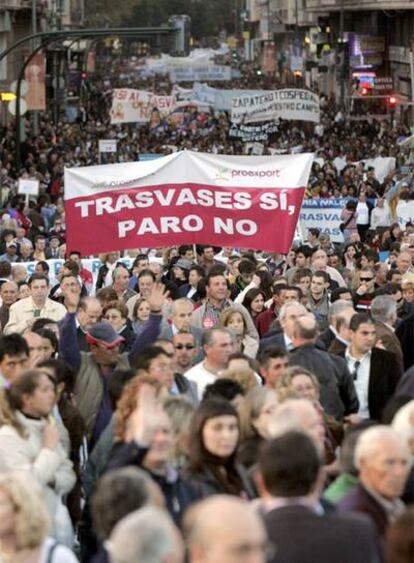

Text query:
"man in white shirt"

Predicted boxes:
[[4, 273, 67, 334], [185, 328, 235, 399], [343, 313, 401, 421], [370, 197, 390, 230]]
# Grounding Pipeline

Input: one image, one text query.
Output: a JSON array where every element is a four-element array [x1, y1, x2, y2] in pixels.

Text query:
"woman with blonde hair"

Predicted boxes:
[[219, 307, 258, 358], [276, 366, 344, 462], [0, 472, 77, 562], [237, 386, 279, 469], [0, 369, 76, 544]]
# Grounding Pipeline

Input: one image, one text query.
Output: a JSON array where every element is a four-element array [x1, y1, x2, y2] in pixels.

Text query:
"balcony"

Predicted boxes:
[[0, 0, 31, 9]]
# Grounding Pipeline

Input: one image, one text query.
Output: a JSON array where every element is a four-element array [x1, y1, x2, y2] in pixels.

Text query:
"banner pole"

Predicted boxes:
[[193, 243, 198, 264]]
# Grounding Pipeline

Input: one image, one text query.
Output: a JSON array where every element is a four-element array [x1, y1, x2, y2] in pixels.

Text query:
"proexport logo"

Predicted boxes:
[[215, 167, 281, 182], [214, 167, 231, 182]]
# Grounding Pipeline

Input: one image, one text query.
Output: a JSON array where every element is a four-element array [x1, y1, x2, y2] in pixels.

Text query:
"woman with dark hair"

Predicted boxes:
[[382, 222, 402, 251], [241, 288, 266, 325], [34, 327, 59, 360], [340, 199, 358, 242], [0, 369, 76, 541], [184, 398, 254, 499]]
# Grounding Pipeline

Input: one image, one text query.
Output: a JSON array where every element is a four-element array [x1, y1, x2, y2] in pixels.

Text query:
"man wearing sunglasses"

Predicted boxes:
[[172, 331, 197, 377]]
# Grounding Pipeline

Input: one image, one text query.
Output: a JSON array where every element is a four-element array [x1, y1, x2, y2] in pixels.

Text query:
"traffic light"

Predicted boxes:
[[388, 95, 397, 108], [361, 85, 370, 96]]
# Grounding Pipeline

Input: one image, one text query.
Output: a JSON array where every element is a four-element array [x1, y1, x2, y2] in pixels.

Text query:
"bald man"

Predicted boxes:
[[289, 315, 359, 421], [268, 399, 325, 453], [184, 495, 268, 563]]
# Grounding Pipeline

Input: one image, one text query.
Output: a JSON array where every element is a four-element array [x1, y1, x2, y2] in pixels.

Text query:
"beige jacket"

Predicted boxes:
[[4, 296, 67, 334]]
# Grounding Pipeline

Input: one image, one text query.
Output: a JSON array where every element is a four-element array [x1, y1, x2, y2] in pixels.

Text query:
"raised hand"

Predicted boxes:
[[147, 282, 169, 313], [128, 383, 164, 446]]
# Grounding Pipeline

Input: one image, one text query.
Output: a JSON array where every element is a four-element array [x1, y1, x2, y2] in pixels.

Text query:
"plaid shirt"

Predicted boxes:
[[202, 299, 232, 328]]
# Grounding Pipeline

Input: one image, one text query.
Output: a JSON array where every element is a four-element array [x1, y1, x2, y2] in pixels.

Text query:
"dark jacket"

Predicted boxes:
[[338, 347, 402, 421], [184, 464, 255, 500], [318, 326, 336, 350], [396, 313, 414, 370], [106, 441, 198, 524], [289, 343, 359, 420], [265, 504, 380, 563], [337, 484, 389, 540]]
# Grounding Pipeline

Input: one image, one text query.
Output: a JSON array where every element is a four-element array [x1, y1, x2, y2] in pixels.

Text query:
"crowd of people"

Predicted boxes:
[[0, 49, 413, 563]]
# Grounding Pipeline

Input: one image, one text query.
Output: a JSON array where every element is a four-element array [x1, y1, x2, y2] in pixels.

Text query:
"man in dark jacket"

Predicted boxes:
[[289, 315, 359, 420], [338, 426, 410, 543], [259, 432, 380, 563]]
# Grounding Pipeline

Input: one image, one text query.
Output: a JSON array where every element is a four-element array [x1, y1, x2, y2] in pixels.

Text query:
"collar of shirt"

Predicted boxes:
[[384, 322, 395, 333], [284, 333, 294, 351], [345, 347, 371, 364]]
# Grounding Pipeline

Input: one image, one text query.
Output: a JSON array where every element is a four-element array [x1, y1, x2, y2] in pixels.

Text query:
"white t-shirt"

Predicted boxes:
[[185, 361, 218, 399], [356, 202, 370, 225], [39, 538, 78, 563]]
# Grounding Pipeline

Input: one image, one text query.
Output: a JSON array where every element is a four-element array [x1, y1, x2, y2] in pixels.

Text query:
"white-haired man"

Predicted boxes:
[[108, 506, 184, 563], [337, 426, 411, 540]]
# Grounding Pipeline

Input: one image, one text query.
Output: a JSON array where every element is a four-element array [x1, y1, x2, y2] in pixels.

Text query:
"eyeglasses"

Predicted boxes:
[[174, 344, 195, 350], [360, 277, 373, 282]]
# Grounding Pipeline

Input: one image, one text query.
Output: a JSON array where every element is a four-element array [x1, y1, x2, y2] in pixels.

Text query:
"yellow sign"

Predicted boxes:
[[1, 92, 16, 102], [227, 36, 238, 49], [242, 31, 250, 41]]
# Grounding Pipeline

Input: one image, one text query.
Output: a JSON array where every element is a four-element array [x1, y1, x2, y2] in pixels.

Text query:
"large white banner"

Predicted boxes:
[[65, 151, 313, 255], [170, 66, 232, 83], [110, 89, 177, 124], [231, 89, 320, 124]]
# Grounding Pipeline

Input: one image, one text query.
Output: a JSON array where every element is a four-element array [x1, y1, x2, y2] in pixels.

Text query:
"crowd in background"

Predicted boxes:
[[0, 52, 412, 563]]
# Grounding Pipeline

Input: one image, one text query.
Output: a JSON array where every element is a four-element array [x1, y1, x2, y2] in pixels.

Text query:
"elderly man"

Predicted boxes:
[[185, 328, 235, 399], [184, 496, 267, 563], [76, 296, 103, 351], [319, 299, 355, 351], [370, 295, 404, 373], [0, 280, 18, 329], [259, 301, 308, 352], [4, 273, 67, 334], [289, 315, 359, 420], [311, 248, 346, 287], [159, 298, 202, 348], [111, 264, 137, 303], [109, 507, 184, 563], [338, 426, 411, 540]]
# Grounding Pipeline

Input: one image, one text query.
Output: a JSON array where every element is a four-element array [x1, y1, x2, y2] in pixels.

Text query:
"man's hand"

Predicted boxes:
[[147, 283, 169, 313], [63, 286, 81, 313]]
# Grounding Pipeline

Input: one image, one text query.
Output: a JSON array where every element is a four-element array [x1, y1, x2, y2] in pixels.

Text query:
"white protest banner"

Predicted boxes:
[[299, 197, 414, 243], [110, 89, 176, 124], [12, 257, 135, 292], [18, 178, 40, 196], [231, 89, 320, 124], [299, 198, 345, 243], [170, 66, 232, 83], [99, 139, 117, 153], [64, 151, 313, 255]]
